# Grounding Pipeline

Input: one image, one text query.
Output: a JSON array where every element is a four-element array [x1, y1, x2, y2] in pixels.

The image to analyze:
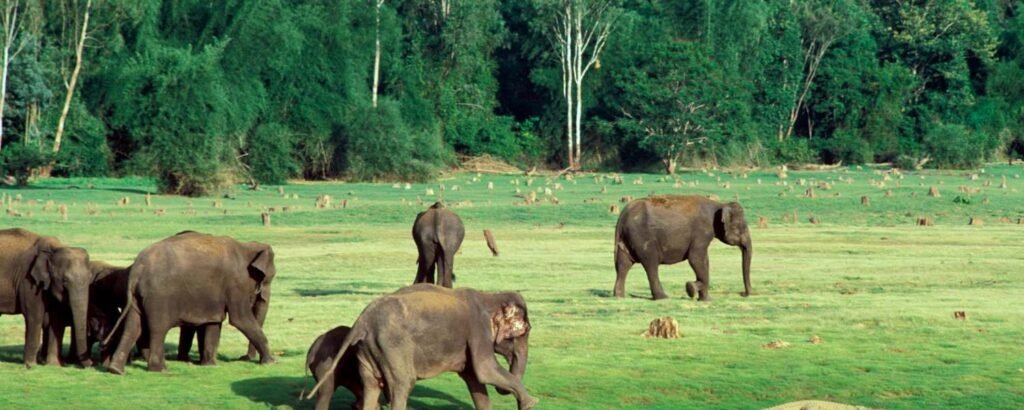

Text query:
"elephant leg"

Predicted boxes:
[[244, 288, 271, 361], [613, 247, 633, 298], [313, 367, 336, 410], [687, 251, 711, 301], [439, 249, 454, 288], [640, 259, 669, 300], [200, 323, 221, 365], [358, 361, 383, 410], [146, 323, 170, 372], [227, 306, 275, 364], [44, 318, 65, 366], [459, 369, 492, 410], [468, 339, 537, 410], [136, 326, 151, 363], [177, 325, 196, 362], [413, 242, 436, 285], [108, 308, 142, 375]]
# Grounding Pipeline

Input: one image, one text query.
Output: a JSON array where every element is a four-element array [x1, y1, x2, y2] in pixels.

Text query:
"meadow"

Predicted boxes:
[[1, 165, 1022, 409]]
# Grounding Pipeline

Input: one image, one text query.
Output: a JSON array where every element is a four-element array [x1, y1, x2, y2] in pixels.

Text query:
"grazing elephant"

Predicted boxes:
[[412, 202, 465, 288], [306, 325, 366, 410], [106, 231, 276, 374], [0, 228, 93, 368], [614, 195, 752, 301], [307, 284, 537, 410]]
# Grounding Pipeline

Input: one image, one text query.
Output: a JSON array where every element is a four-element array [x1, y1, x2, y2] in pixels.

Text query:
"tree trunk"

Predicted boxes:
[[0, 0, 20, 151], [664, 158, 676, 175], [371, 0, 382, 108], [53, 0, 91, 154]]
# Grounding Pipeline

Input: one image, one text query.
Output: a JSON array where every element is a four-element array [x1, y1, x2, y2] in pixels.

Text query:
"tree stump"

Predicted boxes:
[[884, 190, 892, 198], [809, 217, 820, 225], [861, 196, 870, 206], [620, 196, 632, 203], [341, 199, 349, 209], [805, 188, 816, 199], [969, 217, 983, 226], [487, 181, 494, 190], [998, 217, 1011, 224], [425, 188, 434, 196], [917, 217, 933, 226], [145, 193, 152, 207], [483, 229, 499, 257], [757, 216, 768, 229], [953, 311, 967, 320], [609, 204, 619, 215], [1000, 176, 1007, 189], [277, 186, 285, 195], [928, 186, 940, 197], [642, 317, 680, 339], [118, 197, 130, 206], [261, 212, 271, 227], [316, 194, 332, 209], [59, 205, 68, 221]]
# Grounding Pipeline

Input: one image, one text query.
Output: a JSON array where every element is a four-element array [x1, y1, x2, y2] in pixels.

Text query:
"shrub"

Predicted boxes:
[[245, 123, 299, 185], [923, 123, 995, 169], [0, 144, 52, 186], [344, 101, 441, 182], [819, 128, 873, 164]]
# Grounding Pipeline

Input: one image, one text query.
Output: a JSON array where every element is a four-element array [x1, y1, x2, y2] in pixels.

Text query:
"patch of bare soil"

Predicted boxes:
[[457, 154, 522, 174], [765, 400, 878, 410]]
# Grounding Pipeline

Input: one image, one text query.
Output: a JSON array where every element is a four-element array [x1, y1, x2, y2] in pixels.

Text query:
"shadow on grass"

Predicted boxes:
[[232, 376, 472, 409], [294, 288, 382, 297], [587, 288, 655, 299], [0, 344, 24, 365]]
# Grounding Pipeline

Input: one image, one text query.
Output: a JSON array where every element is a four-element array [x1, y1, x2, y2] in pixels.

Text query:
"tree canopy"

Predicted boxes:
[[1, 0, 1023, 193]]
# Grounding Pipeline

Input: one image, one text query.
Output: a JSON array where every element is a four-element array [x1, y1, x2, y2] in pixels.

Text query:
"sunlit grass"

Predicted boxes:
[[1, 165, 1022, 409]]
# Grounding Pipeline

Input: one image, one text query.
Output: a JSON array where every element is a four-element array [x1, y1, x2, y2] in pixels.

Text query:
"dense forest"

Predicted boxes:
[[1, 0, 1024, 194]]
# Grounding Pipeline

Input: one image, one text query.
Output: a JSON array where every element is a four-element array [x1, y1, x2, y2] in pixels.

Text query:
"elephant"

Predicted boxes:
[[0, 228, 93, 368], [306, 325, 366, 410], [613, 195, 752, 301], [412, 202, 465, 288], [307, 284, 537, 410], [106, 231, 276, 374]]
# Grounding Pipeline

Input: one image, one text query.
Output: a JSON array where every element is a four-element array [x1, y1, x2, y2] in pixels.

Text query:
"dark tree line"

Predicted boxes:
[[1, 0, 1023, 194]]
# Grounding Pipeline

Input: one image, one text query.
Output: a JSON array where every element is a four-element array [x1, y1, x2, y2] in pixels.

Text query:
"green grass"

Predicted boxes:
[[1, 165, 1023, 409]]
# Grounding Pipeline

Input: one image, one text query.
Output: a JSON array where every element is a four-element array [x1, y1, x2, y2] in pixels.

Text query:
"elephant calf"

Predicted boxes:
[[308, 284, 537, 410], [412, 202, 465, 287], [306, 326, 366, 410]]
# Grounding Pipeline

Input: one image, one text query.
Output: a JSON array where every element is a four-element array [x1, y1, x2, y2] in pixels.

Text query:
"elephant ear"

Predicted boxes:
[[490, 302, 530, 343], [720, 203, 746, 243], [248, 245, 275, 294], [29, 245, 54, 290]]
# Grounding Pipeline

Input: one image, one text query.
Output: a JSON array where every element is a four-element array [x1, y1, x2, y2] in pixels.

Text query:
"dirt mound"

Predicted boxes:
[[765, 400, 876, 410], [457, 154, 522, 174]]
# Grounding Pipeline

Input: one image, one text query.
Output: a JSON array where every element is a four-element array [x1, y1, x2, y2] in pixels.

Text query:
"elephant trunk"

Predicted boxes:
[[497, 334, 530, 396], [69, 286, 92, 366], [740, 238, 752, 297]]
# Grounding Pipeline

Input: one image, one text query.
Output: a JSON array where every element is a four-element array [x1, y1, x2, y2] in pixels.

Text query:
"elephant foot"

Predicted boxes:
[[79, 358, 94, 368], [199, 360, 216, 366], [698, 294, 713, 302], [147, 363, 167, 372], [652, 293, 669, 300], [258, 355, 278, 365], [107, 363, 125, 375], [519, 395, 539, 410], [44, 356, 62, 367], [685, 282, 698, 299]]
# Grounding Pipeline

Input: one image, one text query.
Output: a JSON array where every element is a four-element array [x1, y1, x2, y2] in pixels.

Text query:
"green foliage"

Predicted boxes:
[[0, 144, 52, 186], [244, 123, 299, 185], [50, 101, 111, 177], [923, 123, 994, 169], [343, 101, 441, 182]]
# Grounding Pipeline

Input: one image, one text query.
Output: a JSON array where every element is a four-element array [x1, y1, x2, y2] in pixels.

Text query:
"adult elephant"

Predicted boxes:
[[613, 195, 752, 301], [306, 325, 365, 410], [412, 202, 465, 288], [106, 231, 276, 374], [307, 284, 537, 410], [0, 228, 93, 367]]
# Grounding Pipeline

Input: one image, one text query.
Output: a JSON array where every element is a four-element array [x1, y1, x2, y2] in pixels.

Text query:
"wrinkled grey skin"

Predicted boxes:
[[0, 228, 93, 368], [306, 326, 366, 410], [613, 195, 753, 301], [106, 231, 276, 374], [412, 202, 465, 288], [308, 284, 537, 410]]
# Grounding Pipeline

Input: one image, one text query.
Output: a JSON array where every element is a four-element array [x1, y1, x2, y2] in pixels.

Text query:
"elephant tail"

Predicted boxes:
[[298, 333, 324, 400], [103, 263, 141, 346], [304, 325, 366, 400]]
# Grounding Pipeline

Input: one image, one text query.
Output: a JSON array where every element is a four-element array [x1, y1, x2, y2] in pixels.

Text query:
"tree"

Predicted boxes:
[[614, 41, 716, 174], [544, 0, 618, 170], [372, 0, 384, 108], [0, 0, 26, 151], [51, 0, 91, 154]]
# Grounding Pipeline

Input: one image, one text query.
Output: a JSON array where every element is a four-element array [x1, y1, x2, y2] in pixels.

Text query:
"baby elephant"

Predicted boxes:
[[306, 326, 366, 410], [412, 202, 465, 287]]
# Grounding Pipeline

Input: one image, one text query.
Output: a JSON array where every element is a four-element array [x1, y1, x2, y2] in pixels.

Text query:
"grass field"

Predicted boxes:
[[1, 165, 1023, 409]]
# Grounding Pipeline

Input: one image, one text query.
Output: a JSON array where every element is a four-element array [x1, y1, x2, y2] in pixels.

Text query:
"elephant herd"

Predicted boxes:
[[0, 195, 753, 410]]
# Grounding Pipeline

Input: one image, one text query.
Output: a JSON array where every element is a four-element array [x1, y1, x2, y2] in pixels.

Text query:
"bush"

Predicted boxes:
[[51, 101, 111, 177], [245, 123, 299, 184], [923, 123, 995, 169], [344, 101, 441, 181], [767, 137, 817, 165], [819, 128, 873, 164], [0, 144, 52, 186]]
